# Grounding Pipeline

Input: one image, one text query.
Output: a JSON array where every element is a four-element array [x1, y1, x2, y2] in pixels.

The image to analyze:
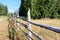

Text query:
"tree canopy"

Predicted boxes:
[[0, 3, 8, 15], [19, 0, 60, 19]]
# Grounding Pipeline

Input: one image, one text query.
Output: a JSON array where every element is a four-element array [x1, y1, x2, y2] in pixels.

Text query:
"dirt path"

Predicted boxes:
[[0, 18, 9, 40], [0, 18, 5, 22]]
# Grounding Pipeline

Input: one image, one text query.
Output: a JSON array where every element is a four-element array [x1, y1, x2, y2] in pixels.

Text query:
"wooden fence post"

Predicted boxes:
[[27, 8, 32, 40]]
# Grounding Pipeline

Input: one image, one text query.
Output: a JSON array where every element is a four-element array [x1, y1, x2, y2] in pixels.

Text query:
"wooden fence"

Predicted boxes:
[[8, 9, 60, 40]]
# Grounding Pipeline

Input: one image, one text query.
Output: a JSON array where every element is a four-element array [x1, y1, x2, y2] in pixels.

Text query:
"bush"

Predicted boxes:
[[56, 15, 60, 19]]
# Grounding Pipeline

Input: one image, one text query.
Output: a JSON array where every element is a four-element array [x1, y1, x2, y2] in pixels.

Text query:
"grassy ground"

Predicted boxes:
[[31, 19, 60, 40], [0, 16, 60, 40], [0, 16, 9, 40], [17, 19, 60, 40], [0, 16, 4, 18]]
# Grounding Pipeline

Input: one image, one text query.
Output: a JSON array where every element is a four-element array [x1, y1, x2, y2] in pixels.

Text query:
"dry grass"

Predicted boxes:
[[17, 19, 60, 40], [31, 19, 60, 40], [0, 16, 60, 40], [0, 16, 9, 40]]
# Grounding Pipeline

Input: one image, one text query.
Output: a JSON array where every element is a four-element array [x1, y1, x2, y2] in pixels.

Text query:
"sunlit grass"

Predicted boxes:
[[17, 19, 60, 40], [0, 16, 9, 40], [2, 16, 60, 40]]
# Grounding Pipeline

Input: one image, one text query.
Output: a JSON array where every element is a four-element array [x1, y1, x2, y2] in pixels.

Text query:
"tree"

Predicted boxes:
[[0, 3, 8, 15], [19, 0, 60, 19], [19, 0, 30, 17]]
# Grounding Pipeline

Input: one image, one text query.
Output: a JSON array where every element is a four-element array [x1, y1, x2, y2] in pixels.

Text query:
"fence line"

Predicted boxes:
[[8, 9, 60, 40], [16, 23, 33, 40], [8, 16, 44, 40], [16, 21, 44, 40], [8, 15, 60, 40], [17, 16, 60, 33], [8, 16, 33, 40]]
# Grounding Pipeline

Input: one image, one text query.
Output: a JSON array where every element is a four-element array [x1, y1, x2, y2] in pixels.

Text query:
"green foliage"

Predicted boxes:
[[19, 0, 30, 17], [19, 0, 60, 19], [56, 15, 60, 19], [0, 3, 8, 15]]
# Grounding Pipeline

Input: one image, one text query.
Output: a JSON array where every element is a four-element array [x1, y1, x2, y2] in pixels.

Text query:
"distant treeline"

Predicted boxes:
[[19, 0, 60, 19], [0, 3, 8, 15]]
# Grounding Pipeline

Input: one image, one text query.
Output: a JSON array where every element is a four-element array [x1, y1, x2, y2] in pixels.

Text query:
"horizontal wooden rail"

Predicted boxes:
[[10, 16, 60, 40], [12, 16, 44, 40], [17, 16, 60, 33], [16, 21, 44, 40], [16, 25, 33, 40]]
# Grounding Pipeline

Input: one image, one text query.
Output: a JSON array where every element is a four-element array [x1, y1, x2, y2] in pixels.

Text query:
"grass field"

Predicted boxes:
[[0, 16, 4, 18], [0, 16, 9, 40], [17, 19, 60, 40], [0, 16, 60, 40], [31, 19, 60, 40]]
